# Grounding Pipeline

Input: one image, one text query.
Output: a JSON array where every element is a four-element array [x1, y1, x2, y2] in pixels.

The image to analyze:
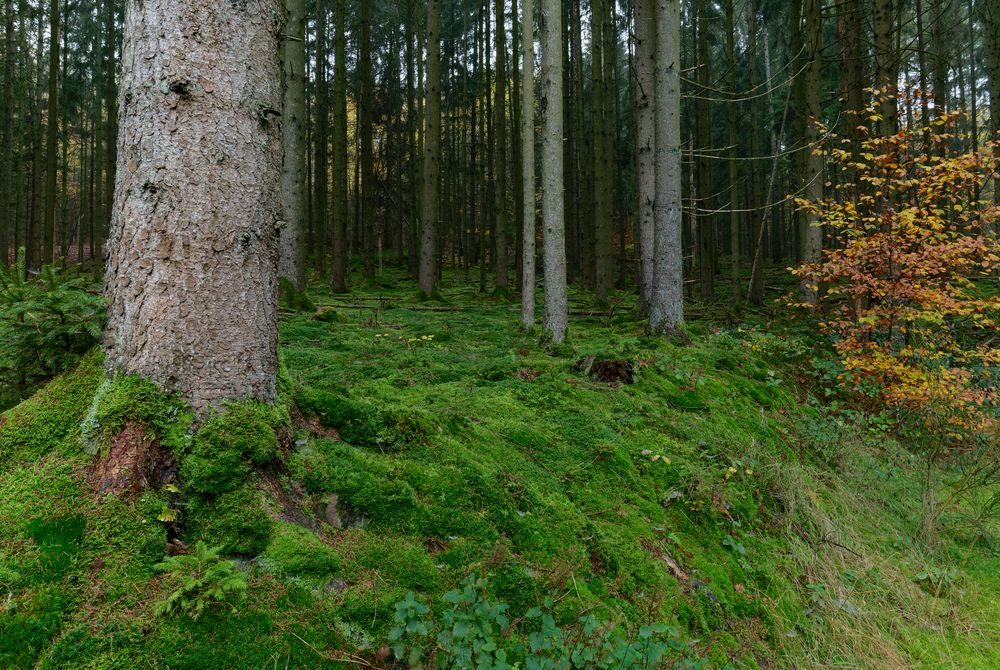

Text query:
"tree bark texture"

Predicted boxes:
[[105, 0, 283, 411]]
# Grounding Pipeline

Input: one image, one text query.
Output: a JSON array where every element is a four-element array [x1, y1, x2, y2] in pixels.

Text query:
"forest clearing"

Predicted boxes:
[[1, 0, 999, 667]]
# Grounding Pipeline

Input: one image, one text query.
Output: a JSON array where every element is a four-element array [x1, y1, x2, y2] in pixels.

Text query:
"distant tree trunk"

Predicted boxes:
[[279, 0, 307, 289], [873, 0, 897, 135], [313, 0, 329, 276], [103, 0, 117, 266], [521, 0, 537, 327], [987, 0, 1000, 201], [540, 0, 566, 341], [933, 0, 948, 121], [419, 0, 441, 298], [360, 0, 376, 281], [494, 0, 511, 292], [725, 0, 739, 303], [649, 0, 683, 333], [331, 0, 348, 291], [42, 0, 59, 266], [593, 0, 613, 301], [694, 0, 714, 301], [105, 0, 283, 411], [635, 0, 655, 315], [799, 0, 823, 303], [0, 0, 13, 265]]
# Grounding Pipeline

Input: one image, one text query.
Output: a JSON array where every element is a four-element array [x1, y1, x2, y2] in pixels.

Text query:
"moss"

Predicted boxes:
[[294, 387, 436, 451], [181, 401, 283, 495], [0, 350, 103, 466], [278, 277, 317, 313], [184, 487, 273, 557], [261, 522, 339, 579]]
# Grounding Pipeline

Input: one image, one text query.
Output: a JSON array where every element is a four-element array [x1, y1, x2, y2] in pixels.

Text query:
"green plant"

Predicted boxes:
[[388, 576, 697, 669], [0, 251, 106, 409], [153, 541, 247, 619]]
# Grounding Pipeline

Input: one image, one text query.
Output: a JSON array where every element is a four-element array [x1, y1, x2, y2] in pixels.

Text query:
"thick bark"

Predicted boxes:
[[105, 0, 283, 411], [540, 0, 566, 341], [799, 0, 824, 302], [635, 0, 655, 315], [521, 0, 537, 327], [419, 0, 441, 297], [279, 0, 307, 289], [649, 0, 683, 333]]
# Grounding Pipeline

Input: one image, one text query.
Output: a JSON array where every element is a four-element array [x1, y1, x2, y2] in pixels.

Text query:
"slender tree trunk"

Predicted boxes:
[[635, 0, 655, 315], [649, 0, 683, 332], [987, 0, 1000, 201], [694, 0, 713, 301], [360, 0, 376, 281], [331, 0, 348, 290], [0, 0, 12, 265], [103, 0, 117, 267], [494, 0, 511, 292], [280, 0, 307, 289], [799, 0, 824, 302], [873, 0, 897, 135], [106, 0, 283, 410], [314, 0, 329, 276], [42, 0, 61, 263], [521, 0, 537, 326], [419, 0, 442, 297], [540, 0, 566, 341], [593, 0, 613, 300], [725, 0, 739, 302]]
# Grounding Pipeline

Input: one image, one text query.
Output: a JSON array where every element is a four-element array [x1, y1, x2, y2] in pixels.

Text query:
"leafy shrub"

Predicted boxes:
[[792, 101, 999, 444], [154, 541, 247, 619], [0, 252, 106, 409], [388, 576, 701, 669]]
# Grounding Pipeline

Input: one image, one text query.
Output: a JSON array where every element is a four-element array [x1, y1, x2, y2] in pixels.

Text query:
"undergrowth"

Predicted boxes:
[[0, 267, 996, 669]]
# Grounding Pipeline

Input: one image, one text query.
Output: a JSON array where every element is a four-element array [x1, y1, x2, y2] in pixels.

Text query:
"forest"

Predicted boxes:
[[0, 0, 998, 667]]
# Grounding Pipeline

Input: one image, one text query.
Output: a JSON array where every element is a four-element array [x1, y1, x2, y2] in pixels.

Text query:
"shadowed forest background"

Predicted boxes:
[[0, 0, 999, 668]]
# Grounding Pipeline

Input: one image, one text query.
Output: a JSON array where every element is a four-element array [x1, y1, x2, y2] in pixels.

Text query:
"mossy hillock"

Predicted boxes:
[[0, 268, 997, 669]]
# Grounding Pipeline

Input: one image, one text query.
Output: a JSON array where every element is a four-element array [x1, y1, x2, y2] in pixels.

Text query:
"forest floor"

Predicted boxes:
[[1, 267, 998, 669]]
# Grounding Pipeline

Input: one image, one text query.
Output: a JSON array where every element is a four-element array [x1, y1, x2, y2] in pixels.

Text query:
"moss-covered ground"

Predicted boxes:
[[0, 268, 997, 669]]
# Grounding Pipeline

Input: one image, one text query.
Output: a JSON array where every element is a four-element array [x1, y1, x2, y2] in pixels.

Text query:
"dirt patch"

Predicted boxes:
[[573, 357, 635, 384], [291, 402, 341, 440], [87, 422, 176, 497]]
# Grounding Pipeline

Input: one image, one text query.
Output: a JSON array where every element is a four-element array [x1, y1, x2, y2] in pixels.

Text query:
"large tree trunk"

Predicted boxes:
[[419, 0, 442, 298], [649, 0, 683, 333], [105, 0, 283, 411], [521, 0, 536, 327], [539, 0, 566, 341], [279, 0, 306, 289], [635, 0, 655, 315], [799, 0, 823, 302]]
